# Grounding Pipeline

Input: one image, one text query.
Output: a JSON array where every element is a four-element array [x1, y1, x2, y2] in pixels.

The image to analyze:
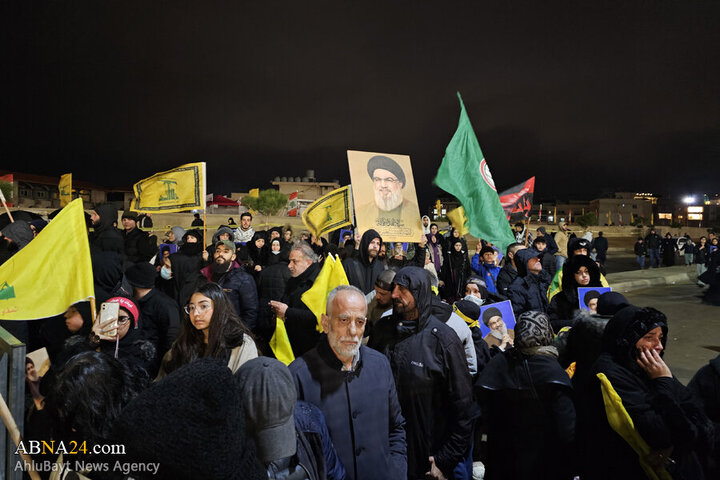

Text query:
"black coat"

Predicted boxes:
[[577, 307, 712, 480], [342, 229, 386, 294], [495, 263, 518, 300], [368, 266, 474, 479], [290, 337, 407, 480], [200, 261, 259, 331], [89, 204, 124, 254], [256, 258, 291, 341], [136, 288, 181, 363], [548, 255, 602, 323], [661, 237, 677, 266], [282, 262, 322, 357], [123, 227, 156, 264], [476, 350, 576, 480], [170, 248, 206, 308], [688, 354, 720, 478], [644, 232, 662, 250]]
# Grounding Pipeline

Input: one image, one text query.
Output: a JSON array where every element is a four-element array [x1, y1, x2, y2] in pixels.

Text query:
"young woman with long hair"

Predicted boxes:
[[159, 283, 257, 378]]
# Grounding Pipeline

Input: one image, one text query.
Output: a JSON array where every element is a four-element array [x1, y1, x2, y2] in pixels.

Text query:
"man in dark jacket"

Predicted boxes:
[[270, 242, 323, 357], [121, 211, 157, 264], [200, 239, 259, 330], [495, 242, 525, 300], [89, 204, 124, 254], [343, 229, 386, 294], [125, 262, 181, 365], [644, 228, 662, 268], [369, 266, 474, 480], [507, 248, 551, 315], [290, 285, 406, 480], [592, 231, 609, 265]]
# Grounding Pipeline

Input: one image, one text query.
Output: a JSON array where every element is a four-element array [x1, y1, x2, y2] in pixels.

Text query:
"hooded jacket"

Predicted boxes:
[[1, 220, 33, 249], [506, 249, 551, 315], [688, 354, 720, 478], [578, 306, 712, 480], [200, 260, 259, 331], [548, 255, 602, 322], [89, 204, 124, 254], [342, 229, 386, 294], [368, 266, 474, 479]]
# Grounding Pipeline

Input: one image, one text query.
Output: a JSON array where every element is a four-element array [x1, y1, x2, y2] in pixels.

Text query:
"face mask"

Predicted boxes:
[[272, 250, 280, 255], [160, 266, 172, 280], [463, 294, 485, 307]]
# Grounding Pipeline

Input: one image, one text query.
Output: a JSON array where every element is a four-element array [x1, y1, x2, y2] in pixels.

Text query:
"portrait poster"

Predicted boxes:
[[478, 300, 516, 338], [347, 150, 423, 242], [578, 287, 611, 313]]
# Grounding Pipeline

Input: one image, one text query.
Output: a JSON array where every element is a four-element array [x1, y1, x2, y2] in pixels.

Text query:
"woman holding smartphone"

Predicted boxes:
[[158, 283, 257, 378]]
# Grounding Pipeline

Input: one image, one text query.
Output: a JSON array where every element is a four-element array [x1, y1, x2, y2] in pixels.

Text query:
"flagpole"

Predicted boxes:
[[524, 217, 530, 247], [0, 393, 41, 480], [0, 189, 14, 223], [90, 297, 97, 326]]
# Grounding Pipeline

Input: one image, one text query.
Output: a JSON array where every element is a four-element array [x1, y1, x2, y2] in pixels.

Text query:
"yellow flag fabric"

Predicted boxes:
[[59, 173, 72, 207], [248, 188, 259, 198], [446, 206, 470, 236], [301, 255, 349, 332], [596, 373, 672, 480], [302, 186, 353, 238], [269, 317, 295, 366], [0, 198, 94, 320], [130, 162, 206, 213], [547, 269, 610, 301]]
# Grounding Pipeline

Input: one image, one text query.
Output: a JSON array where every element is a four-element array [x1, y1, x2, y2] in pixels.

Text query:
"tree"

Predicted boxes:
[[575, 212, 597, 229], [241, 189, 288, 216]]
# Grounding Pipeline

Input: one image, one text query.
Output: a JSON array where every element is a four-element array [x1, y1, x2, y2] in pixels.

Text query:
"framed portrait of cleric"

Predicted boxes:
[[478, 300, 516, 338], [578, 287, 611, 314], [347, 150, 423, 242]]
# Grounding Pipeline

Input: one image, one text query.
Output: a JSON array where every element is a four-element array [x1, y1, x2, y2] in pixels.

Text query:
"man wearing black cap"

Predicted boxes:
[[125, 262, 181, 364], [358, 155, 420, 229]]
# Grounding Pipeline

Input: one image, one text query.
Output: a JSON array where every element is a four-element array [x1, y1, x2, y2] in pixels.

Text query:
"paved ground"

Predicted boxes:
[[624, 281, 720, 384]]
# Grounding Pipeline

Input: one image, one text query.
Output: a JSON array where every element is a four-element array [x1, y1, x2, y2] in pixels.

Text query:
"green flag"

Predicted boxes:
[[434, 92, 515, 252]]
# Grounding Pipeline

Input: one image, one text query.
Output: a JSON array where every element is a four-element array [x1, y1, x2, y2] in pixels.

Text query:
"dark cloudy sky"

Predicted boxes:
[[2, 1, 719, 208]]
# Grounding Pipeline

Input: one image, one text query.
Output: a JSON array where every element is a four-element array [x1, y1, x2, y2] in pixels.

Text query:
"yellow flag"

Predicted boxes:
[[446, 206, 469, 236], [301, 255, 349, 332], [607, 210, 612, 225], [270, 317, 295, 366], [59, 173, 72, 207], [597, 373, 672, 480], [0, 198, 94, 320], [302, 185, 353, 238], [248, 188, 259, 198], [130, 162, 206, 213], [630, 213, 635, 225]]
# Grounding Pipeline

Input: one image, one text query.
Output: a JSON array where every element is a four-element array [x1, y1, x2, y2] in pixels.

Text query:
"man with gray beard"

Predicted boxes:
[[289, 285, 407, 480], [358, 155, 420, 229]]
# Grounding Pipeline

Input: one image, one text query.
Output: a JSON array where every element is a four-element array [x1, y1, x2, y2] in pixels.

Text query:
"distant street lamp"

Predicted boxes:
[[682, 196, 695, 204]]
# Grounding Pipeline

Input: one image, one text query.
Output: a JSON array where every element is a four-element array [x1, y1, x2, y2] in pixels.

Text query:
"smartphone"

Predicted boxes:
[[99, 302, 119, 337]]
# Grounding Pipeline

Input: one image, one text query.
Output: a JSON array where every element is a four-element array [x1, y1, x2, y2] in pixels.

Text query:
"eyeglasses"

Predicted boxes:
[[372, 177, 400, 185], [118, 315, 131, 325], [184, 303, 212, 315], [335, 316, 367, 328]]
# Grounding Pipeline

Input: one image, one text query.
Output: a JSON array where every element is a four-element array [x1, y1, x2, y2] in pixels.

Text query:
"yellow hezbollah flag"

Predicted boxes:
[[0, 198, 94, 320], [130, 162, 206, 213], [302, 186, 353, 238], [597, 373, 672, 480], [59, 173, 72, 207], [270, 317, 295, 366], [301, 254, 349, 332], [446, 206, 469, 236], [248, 188, 259, 198]]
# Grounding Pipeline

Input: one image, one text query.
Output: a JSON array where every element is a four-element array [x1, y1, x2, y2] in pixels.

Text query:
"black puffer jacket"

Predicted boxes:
[[507, 249, 551, 315], [577, 306, 713, 480], [123, 227, 156, 264], [368, 266, 474, 479], [89, 204, 124, 254], [281, 262, 322, 357], [343, 229, 386, 294]]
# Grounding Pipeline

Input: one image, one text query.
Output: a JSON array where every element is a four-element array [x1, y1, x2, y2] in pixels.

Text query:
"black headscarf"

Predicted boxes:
[[600, 306, 668, 374]]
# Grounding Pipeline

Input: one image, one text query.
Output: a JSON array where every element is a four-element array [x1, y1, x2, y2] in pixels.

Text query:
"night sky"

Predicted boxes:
[[2, 1, 720, 208]]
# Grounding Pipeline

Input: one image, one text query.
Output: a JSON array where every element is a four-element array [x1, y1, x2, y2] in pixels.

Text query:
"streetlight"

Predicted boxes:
[[682, 196, 695, 205]]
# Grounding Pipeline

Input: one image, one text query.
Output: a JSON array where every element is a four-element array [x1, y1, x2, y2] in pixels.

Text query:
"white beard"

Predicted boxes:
[[375, 188, 403, 212]]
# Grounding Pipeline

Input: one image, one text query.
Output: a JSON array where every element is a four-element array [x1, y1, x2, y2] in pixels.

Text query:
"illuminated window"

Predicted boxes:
[[688, 214, 703, 220], [687, 206, 703, 213], [658, 213, 672, 220]]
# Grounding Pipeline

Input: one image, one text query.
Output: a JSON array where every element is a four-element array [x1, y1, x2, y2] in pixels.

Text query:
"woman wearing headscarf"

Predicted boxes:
[[476, 311, 575, 480], [159, 283, 257, 378], [441, 238, 472, 303], [548, 255, 602, 328], [577, 306, 712, 480], [660, 232, 678, 267], [39, 301, 94, 364], [247, 230, 268, 273], [426, 231, 444, 280]]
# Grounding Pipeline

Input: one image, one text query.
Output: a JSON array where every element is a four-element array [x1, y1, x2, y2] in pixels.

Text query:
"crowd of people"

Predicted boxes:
[[0, 205, 719, 480]]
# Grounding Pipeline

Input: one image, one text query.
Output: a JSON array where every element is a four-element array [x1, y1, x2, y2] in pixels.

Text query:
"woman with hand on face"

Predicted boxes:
[[158, 283, 257, 379], [577, 306, 713, 480]]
